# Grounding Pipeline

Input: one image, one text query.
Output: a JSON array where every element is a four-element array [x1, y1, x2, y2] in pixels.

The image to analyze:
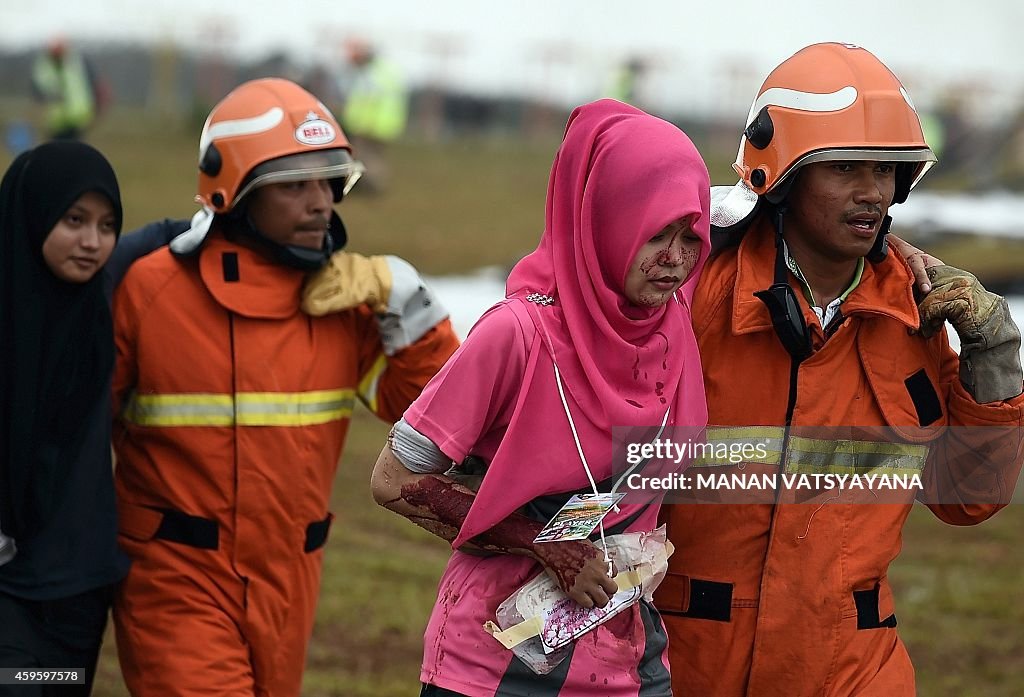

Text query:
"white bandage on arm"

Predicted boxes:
[[389, 418, 452, 474], [377, 256, 449, 356]]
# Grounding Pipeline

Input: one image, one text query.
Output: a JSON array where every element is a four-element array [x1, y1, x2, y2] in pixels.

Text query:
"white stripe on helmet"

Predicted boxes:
[[198, 107, 284, 157], [899, 86, 918, 111], [746, 86, 859, 124]]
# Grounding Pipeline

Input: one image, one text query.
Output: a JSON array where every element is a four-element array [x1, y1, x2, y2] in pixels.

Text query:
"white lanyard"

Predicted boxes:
[[551, 361, 670, 576], [527, 294, 672, 575]]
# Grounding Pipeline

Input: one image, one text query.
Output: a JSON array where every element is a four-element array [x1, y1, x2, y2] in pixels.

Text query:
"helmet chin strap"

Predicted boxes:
[[753, 204, 813, 362], [865, 215, 892, 264], [239, 210, 347, 271]]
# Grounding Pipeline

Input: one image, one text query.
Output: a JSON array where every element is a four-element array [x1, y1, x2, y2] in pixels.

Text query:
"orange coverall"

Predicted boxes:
[[111, 233, 458, 696], [656, 218, 1024, 697]]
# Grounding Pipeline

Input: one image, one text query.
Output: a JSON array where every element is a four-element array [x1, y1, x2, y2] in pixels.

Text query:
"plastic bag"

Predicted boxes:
[[484, 526, 672, 675]]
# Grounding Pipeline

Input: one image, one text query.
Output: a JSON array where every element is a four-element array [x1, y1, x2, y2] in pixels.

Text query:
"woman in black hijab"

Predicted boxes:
[[0, 141, 128, 696]]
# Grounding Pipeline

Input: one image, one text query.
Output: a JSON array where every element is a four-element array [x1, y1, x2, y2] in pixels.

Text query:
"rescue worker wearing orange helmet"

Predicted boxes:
[[110, 78, 459, 697], [654, 43, 1024, 696]]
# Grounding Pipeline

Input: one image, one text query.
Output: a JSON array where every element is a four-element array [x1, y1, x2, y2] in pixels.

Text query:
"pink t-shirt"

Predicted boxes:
[[404, 301, 672, 696]]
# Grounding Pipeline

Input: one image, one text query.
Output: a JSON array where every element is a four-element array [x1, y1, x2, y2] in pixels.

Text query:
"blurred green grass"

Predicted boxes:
[[2, 103, 563, 276], [3, 106, 1020, 695]]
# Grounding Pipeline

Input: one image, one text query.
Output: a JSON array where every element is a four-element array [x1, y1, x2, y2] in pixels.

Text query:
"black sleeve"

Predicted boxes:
[[103, 218, 189, 298]]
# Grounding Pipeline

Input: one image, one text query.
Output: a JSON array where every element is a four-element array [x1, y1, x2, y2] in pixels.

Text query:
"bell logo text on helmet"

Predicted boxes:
[[296, 117, 337, 146]]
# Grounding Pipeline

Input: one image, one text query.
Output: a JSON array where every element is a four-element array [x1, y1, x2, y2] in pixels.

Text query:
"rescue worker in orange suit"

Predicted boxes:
[[655, 43, 1024, 696], [110, 78, 459, 697]]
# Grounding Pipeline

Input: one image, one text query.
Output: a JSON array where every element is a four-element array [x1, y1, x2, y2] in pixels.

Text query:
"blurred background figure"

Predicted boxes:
[[30, 37, 109, 141], [2, 121, 35, 157], [604, 56, 648, 106], [337, 38, 408, 194]]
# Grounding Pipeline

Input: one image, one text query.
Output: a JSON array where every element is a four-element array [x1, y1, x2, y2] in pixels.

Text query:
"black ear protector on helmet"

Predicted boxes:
[[745, 107, 774, 151], [745, 107, 774, 192], [328, 177, 346, 204], [200, 143, 222, 177], [891, 163, 915, 205], [199, 144, 228, 210]]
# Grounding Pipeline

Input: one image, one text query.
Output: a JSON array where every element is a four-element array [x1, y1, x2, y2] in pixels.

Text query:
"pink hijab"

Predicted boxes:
[[506, 98, 711, 431], [447, 100, 711, 547]]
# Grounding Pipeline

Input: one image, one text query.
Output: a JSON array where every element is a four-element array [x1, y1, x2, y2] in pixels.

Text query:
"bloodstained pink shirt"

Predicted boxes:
[[404, 300, 672, 696]]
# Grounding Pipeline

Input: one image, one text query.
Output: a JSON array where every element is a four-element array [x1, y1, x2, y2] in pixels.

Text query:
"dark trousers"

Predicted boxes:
[[0, 586, 112, 696]]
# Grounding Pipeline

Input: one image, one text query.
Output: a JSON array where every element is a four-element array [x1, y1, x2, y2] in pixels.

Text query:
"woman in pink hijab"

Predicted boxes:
[[370, 99, 711, 696]]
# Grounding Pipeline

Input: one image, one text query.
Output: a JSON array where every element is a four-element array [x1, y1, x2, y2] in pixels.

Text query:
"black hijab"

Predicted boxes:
[[0, 141, 122, 540]]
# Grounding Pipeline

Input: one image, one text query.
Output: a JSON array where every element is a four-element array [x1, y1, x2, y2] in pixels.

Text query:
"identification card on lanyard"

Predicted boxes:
[[532, 493, 625, 543]]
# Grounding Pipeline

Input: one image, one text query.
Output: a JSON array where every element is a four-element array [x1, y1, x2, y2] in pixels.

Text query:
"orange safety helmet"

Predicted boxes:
[[197, 78, 362, 214], [734, 42, 936, 205]]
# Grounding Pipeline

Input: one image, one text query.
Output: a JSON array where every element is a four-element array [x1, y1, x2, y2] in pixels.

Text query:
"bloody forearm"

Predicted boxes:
[[393, 475, 600, 591]]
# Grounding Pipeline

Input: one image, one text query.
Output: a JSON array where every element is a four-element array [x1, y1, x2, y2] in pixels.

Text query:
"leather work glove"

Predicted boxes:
[[302, 251, 392, 315], [918, 265, 1023, 403], [302, 251, 450, 356]]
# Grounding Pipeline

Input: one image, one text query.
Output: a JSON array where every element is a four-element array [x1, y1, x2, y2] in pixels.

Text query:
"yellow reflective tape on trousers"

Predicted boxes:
[[122, 389, 355, 427], [689, 427, 928, 474], [357, 353, 388, 415]]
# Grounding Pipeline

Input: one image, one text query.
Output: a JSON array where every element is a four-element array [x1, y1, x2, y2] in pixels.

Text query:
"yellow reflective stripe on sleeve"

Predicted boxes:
[[357, 353, 388, 414], [684, 427, 927, 474], [122, 389, 355, 427], [786, 436, 928, 476]]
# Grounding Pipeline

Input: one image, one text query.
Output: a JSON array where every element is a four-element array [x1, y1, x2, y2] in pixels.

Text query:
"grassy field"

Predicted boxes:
[[4, 106, 1021, 695]]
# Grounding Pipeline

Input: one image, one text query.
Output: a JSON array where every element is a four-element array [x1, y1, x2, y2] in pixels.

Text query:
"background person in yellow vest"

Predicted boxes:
[[30, 38, 106, 141], [604, 56, 648, 106], [339, 38, 408, 194]]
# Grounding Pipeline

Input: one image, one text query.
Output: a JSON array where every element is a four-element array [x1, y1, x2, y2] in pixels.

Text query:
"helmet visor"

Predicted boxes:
[[234, 149, 365, 206], [773, 147, 937, 195]]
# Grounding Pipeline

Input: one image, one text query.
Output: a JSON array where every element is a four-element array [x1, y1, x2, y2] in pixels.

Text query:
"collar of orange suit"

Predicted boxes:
[[199, 231, 307, 319]]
